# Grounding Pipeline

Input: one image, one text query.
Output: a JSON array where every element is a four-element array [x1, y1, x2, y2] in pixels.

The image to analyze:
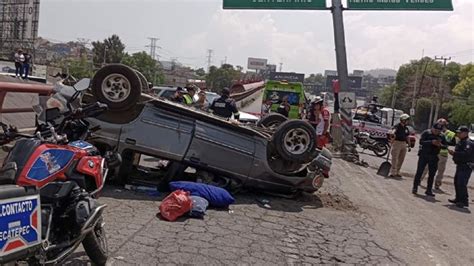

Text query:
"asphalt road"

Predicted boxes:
[[64, 148, 472, 265]]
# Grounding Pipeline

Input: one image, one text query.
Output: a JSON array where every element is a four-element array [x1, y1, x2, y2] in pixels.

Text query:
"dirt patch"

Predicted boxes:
[[316, 191, 358, 211], [295, 190, 357, 212]]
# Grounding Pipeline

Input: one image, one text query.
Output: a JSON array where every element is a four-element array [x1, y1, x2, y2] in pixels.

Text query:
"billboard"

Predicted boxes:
[[325, 75, 362, 89], [0, 0, 40, 60], [247, 57, 267, 70], [269, 72, 305, 83]]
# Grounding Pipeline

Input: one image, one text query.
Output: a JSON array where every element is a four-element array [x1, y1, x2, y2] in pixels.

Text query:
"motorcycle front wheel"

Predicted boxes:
[[373, 142, 389, 157], [82, 218, 108, 266]]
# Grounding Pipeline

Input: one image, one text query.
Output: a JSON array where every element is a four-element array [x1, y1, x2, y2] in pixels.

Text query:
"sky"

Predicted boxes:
[[39, 0, 473, 74]]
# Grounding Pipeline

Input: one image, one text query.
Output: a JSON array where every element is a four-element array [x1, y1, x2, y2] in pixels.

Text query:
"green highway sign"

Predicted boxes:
[[347, 0, 453, 11], [223, 0, 327, 10]]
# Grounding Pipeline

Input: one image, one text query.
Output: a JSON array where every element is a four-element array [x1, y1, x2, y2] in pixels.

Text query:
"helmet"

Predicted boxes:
[[400, 114, 410, 121], [436, 118, 448, 126], [312, 96, 323, 105], [221, 87, 230, 96]]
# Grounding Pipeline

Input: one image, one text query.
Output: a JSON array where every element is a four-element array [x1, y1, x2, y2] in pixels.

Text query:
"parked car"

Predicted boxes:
[[81, 64, 332, 195]]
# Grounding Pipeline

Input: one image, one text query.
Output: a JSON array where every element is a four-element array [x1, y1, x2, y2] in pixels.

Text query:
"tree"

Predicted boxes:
[[447, 63, 474, 126], [205, 64, 242, 91], [304, 73, 324, 84], [92, 34, 125, 66], [56, 55, 94, 80], [121, 51, 163, 84], [195, 68, 206, 77]]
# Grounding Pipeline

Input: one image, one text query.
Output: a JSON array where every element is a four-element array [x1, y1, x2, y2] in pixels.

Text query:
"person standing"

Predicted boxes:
[[14, 49, 24, 78], [22, 50, 32, 79], [193, 90, 209, 111], [171, 87, 185, 103], [412, 123, 447, 196], [309, 97, 331, 149], [448, 126, 474, 208], [389, 114, 411, 178], [185, 86, 197, 104], [276, 96, 291, 118], [420, 118, 456, 189], [210, 87, 240, 120]]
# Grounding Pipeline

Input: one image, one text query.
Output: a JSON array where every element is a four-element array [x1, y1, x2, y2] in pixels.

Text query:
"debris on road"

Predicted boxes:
[[159, 190, 193, 221]]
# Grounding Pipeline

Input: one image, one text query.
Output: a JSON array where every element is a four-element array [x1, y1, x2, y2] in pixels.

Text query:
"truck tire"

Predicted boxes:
[[91, 64, 141, 111], [135, 69, 150, 93], [257, 113, 288, 129], [82, 218, 108, 266], [272, 120, 316, 163]]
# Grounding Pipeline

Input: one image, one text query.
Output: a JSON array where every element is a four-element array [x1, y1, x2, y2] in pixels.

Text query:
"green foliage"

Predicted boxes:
[[121, 51, 163, 84], [304, 73, 324, 84], [414, 97, 433, 130], [378, 84, 397, 107], [448, 63, 474, 126], [57, 56, 94, 80], [205, 64, 242, 92], [92, 34, 125, 65], [195, 68, 206, 77]]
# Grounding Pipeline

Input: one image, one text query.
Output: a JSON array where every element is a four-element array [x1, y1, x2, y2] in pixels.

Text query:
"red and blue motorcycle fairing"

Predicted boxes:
[[14, 140, 104, 192]]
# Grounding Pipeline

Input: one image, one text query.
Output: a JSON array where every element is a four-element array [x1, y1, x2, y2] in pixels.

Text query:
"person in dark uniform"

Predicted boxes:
[[412, 123, 447, 196], [448, 126, 474, 208], [171, 87, 185, 103], [210, 87, 240, 120]]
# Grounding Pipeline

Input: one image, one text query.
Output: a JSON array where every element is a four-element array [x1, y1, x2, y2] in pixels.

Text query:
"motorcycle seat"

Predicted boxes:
[[0, 184, 37, 200], [0, 162, 18, 185]]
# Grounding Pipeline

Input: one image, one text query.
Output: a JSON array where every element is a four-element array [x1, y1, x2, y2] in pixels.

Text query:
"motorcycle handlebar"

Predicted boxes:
[[74, 102, 108, 118]]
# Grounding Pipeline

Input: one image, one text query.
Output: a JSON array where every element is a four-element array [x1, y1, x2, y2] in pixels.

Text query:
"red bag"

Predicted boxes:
[[159, 190, 193, 221]]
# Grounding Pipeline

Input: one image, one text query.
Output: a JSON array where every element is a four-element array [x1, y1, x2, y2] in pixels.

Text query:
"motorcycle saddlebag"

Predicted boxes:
[[0, 185, 42, 264]]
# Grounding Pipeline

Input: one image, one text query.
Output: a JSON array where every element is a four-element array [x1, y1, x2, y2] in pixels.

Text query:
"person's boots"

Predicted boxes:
[[425, 190, 435, 197]]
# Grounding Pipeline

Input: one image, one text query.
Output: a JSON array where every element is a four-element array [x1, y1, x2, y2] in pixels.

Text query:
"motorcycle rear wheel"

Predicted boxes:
[[373, 142, 389, 157], [82, 218, 108, 266]]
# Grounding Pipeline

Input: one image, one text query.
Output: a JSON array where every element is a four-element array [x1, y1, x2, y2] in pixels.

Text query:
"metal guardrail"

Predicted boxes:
[[0, 81, 53, 114]]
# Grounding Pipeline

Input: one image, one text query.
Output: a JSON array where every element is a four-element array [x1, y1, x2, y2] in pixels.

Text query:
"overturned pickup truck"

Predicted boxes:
[[83, 64, 332, 195]]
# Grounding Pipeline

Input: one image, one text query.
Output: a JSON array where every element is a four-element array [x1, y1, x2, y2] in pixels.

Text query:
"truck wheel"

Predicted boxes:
[[257, 113, 288, 129], [91, 64, 141, 111], [272, 120, 316, 163], [82, 218, 108, 266], [135, 70, 150, 93]]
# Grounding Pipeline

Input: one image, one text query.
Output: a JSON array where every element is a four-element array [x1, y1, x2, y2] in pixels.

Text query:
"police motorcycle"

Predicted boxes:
[[0, 78, 121, 265], [353, 129, 390, 157]]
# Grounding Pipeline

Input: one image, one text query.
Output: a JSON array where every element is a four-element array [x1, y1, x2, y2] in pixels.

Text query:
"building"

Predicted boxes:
[[0, 0, 40, 60]]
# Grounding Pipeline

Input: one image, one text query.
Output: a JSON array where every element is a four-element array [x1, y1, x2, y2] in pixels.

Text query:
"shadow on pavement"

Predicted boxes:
[[444, 204, 471, 214], [101, 186, 329, 213], [385, 176, 404, 181], [61, 251, 88, 265], [413, 194, 441, 203]]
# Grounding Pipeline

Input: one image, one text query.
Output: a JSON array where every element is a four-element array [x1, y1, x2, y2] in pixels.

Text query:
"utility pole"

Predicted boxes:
[[433, 56, 451, 122], [279, 62, 283, 72], [207, 49, 213, 72], [331, 0, 355, 157], [103, 47, 108, 66], [147, 37, 160, 60]]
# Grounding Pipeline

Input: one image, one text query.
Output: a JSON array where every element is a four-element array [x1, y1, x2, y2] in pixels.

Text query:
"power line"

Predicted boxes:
[[146, 37, 160, 60]]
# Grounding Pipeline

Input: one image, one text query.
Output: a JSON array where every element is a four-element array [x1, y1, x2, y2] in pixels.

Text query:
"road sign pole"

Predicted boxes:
[[331, 0, 356, 158]]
